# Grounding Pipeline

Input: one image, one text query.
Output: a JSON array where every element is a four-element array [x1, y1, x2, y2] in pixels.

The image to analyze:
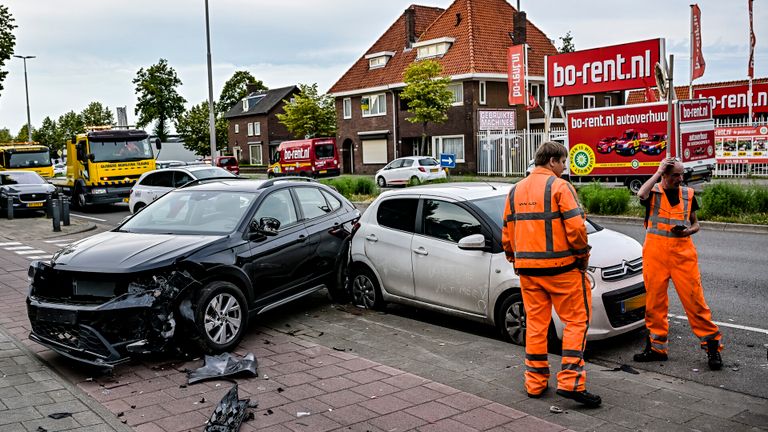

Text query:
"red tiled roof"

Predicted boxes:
[[329, 0, 557, 94], [626, 77, 768, 104]]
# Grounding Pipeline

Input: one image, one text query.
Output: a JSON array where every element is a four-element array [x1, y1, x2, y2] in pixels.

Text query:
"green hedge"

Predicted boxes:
[[320, 176, 377, 198], [698, 183, 768, 218], [577, 183, 631, 215]]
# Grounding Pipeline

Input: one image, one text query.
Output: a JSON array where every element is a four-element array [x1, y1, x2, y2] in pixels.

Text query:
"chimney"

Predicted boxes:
[[513, 11, 527, 45], [246, 83, 263, 94], [405, 6, 416, 49]]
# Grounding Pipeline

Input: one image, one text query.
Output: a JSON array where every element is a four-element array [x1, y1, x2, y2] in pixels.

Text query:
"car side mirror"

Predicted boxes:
[[457, 234, 487, 250], [251, 217, 280, 237], [155, 138, 162, 150], [87, 153, 95, 162]]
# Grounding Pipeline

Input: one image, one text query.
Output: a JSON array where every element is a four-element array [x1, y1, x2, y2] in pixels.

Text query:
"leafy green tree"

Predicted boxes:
[[400, 60, 453, 155], [0, 127, 11, 142], [15, 124, 34, 142], [57, 110, 85, 141], [80, 101, 115, 126], [133, 58, 186, 141], [558, 31, 575, 53], [175, 101, 228, 157], [32, 116, 65, 154], [276, 84, 335, 139], [218, 70, 266, 114], [0, 5, 17, 97]]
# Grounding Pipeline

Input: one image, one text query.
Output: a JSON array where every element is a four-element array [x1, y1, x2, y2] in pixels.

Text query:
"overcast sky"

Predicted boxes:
[[1, 0, 765, 134]]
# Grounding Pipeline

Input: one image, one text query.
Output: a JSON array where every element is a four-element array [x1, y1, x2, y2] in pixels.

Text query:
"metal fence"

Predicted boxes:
[[476, 128, 567, 176], [713, 118, 768, 178]]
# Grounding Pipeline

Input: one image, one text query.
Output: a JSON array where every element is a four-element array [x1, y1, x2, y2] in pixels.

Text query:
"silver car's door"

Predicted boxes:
[[412, 199, 492, 315], [363, 197, 418, 298]]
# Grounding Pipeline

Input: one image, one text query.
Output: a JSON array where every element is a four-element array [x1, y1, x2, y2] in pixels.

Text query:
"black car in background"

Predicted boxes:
[[0, 170, 57, 214], [26, 178, 359, 368]]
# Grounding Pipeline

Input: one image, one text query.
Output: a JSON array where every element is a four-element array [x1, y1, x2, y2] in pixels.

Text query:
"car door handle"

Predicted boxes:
[[365, 234, 378, 242], [297, 234, 307, 242], [413, 247, 428, 256]]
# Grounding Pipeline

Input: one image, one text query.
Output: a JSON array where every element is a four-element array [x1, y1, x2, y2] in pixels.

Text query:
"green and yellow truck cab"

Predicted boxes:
[[51, 127, 160, 208], [0, 142, 54, 178]]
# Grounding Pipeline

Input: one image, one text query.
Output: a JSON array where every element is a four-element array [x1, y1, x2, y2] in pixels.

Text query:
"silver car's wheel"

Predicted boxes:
[[203, 292, 243, 345], [351, 268, 383, 310], [498, 293, 526, 345], [377, 176, 386, 188]]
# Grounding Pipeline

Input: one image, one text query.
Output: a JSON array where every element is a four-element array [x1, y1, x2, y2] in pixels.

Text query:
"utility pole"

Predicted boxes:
[[13, 55, 35, 142], [204, 0, 217, 160]]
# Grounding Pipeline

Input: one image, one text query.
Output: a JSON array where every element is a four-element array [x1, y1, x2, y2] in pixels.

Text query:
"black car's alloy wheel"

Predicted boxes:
[[194, 281, 248, 353]]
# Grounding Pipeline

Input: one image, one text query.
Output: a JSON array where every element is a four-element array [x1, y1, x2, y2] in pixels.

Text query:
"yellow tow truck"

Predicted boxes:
[[0, 142, 54, 178], [51, 127, 160, 208]]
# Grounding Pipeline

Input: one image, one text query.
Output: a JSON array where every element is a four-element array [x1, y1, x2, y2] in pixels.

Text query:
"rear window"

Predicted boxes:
[[315, 144, 335, 159], [217, 157, 237, 166], [376, 198, 418, 233], [470, 194, 597, 234], [419, 158, 438, 166]]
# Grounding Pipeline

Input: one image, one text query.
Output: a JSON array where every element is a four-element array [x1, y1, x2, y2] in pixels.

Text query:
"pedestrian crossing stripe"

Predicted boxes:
[[44, 239, 73, 243], [4, 246, 33, 251], [53, 243, 71, 247], [0, 242, 21, 246], [16, 250, 47, 255]]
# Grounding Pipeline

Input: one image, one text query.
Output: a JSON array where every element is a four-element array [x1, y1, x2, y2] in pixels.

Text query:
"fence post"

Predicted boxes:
[[60, 196, 70, 226], [6, 196, 13, 220], [51, 198, 61, 232]]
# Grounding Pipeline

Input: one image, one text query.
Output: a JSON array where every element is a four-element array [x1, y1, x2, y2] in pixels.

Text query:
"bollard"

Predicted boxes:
[[51, 198, 61, 232], [6, 196, 13, 220], [60, 196, 70, 226], [45, 197, 53, 219]]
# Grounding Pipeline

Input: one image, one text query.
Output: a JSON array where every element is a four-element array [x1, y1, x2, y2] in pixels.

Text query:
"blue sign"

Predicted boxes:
[[440, 153, 456, 168]]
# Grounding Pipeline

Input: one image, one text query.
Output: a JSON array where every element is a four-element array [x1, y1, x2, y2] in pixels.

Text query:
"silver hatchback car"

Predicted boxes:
[[349, 183, 646, 345]]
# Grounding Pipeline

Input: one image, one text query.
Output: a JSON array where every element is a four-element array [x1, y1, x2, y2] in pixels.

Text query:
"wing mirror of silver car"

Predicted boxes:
[[457, 233, 487, 251]]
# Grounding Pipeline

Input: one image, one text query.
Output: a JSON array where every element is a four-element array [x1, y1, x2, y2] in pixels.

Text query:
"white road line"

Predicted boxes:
[[15, 250, 47, 255], [53, 243, 71, 247], [4, 246, 33, 251], [70, 213, 107, 222], [670, 314, 768, 335], [0, 242, 21, 246], [44, 239, 73, 243]]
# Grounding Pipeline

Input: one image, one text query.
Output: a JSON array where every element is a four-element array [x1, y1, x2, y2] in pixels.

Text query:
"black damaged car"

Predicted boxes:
[[26, 177, 359, 368]]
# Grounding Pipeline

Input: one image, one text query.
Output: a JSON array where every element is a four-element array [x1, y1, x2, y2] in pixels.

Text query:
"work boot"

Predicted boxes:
[[706, 339, 723, 370], [556, 389, 602, 408], [633, 338, 668, 362]]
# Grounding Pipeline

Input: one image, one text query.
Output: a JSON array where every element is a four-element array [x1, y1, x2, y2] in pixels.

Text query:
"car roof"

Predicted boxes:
[[380, 182, 512, 201], [180, 178, 331, 193]]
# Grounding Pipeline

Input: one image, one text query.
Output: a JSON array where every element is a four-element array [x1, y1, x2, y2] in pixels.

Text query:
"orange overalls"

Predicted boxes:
[[643, 185, 722, 354], [502, 167, 592, 395]]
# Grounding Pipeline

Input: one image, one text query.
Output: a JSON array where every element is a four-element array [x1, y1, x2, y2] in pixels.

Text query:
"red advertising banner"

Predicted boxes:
[[691, 4, 705, 80], [567, 102, 677, 176], [546, 39, 663, 97], [692, 83, 768, 115], [678, 99, 712, 122], [715, 125, 768, 163], [507, 45, 526, 105], [680, 130, 715, 161]]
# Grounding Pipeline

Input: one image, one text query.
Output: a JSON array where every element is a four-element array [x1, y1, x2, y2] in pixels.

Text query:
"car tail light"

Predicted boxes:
[[418, 167, 426, 172]]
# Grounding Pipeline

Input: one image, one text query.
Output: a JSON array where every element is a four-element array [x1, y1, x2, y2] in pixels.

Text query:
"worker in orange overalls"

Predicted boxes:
[[502, 141, 601, 408], [634, 158, 723, 370]]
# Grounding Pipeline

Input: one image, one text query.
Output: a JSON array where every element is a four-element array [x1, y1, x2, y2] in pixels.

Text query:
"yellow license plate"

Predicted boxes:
[[621, 294, 646, 313], [123, 198, 129, 203], [27, 202, 44, 207], [319, 170, 327, 174], [431, 168, 439, 172]]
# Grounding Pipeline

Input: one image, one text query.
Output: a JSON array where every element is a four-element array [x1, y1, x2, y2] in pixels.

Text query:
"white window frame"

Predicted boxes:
[[368, 57, 387, 69], [362, 93, 387, 117], [247, 122, 254, 136], [531, 84, 543, 104], [604, 95, 612, 107], [234, 124, 239, 134], [432, 135, 465, 163], [479, 81, 487, 105], [343, 98, 352, 119], [583, 95, 596, 109], [414, 38, 454, 60], [249, 143, 262, 165], [253, 121, 261, 136], [242, 100, 248, 111], [448, 83, 463, 106]]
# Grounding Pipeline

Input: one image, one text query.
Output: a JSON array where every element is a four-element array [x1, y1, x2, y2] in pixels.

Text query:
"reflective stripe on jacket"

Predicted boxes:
[[645, 184, 693, 238], [501, 167, 589, 269]]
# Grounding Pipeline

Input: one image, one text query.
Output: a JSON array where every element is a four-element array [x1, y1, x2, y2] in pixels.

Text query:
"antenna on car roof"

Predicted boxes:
[[482, 180, 497, 191]]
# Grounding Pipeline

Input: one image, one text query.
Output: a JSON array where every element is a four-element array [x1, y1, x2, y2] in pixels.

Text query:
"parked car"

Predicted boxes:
[[348, 183, 645, 346], [375, 156, 447, 187], [129, 165, 236, 213], [640, 134, 667, 155], [614, 129, 649, 156], [0, 170, 57, 213], [596, 136, 618, 154], [26, 177, 360, 368], [202, 156, 240, 175], [156, 160, 188, 169]]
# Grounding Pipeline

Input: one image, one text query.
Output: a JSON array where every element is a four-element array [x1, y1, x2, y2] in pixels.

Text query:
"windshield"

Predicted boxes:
[[89, 138, 154, 162], [7, 150, 51, 168], [620, 131, 636, 140], [0, 171, 46, 185], [120, 189, 256, 235], [192, 168, 236, 179], [471, 194, 598, 234]]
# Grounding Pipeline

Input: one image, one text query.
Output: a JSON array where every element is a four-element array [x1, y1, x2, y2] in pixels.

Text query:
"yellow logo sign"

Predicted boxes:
[[569, 143, 595, 176]]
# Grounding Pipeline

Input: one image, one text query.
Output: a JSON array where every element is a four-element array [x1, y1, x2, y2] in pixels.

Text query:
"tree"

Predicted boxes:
[[33, 116, 65, 154], [276, 84, 336, 139], [0, 127, 11, 142], [57, 110, 85, 141], [218, 70, 266, 114], [15, 124, 34, 142], [0, 5, 17, 98], [175, 101, 228, 157], [81, 101, 115, 126], [400, 60, 453, 155], [133, 58, 186, 141], [558, 31, 575, 53]]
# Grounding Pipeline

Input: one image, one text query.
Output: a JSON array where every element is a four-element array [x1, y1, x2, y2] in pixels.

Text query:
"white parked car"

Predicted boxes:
[[348, 183, 645, 345], [128, 165, 235, 213], [375, 156, 447, 187]]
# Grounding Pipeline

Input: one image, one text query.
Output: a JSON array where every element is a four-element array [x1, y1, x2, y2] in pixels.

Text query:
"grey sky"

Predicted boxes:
[[1, 0, 765, 134]]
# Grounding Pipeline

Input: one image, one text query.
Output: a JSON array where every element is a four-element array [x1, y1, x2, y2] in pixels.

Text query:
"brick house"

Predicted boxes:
[[223, 85, 300, 166], [329, 0, 622, 175]]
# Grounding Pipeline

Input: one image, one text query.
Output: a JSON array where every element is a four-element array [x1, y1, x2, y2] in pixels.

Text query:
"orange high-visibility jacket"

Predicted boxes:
[[645, 184, 693, 237], [502, 167, 589, 270]]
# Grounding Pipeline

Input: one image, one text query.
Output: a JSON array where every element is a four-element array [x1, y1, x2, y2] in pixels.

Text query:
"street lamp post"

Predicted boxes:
[[13, 55, 35, 143], [204, 0, 217, 161]]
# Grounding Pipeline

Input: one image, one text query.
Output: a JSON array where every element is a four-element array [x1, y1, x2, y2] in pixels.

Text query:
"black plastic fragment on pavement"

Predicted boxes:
[[204, 384, 251, 432], [188, 352, 258, 385], [48, 412, 73, 419]]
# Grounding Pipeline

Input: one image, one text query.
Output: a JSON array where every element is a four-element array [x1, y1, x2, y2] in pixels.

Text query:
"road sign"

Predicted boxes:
[[440, 153, 456, 168]]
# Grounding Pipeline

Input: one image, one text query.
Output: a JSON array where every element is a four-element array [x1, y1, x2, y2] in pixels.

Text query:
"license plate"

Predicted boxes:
[[431, 168, 439, 172], [36, 308, 77, 325], [27, 202, 44, 207], [123, 198, 129, 203], [319, 170, 327, 174], [620, 294, 646, 313]]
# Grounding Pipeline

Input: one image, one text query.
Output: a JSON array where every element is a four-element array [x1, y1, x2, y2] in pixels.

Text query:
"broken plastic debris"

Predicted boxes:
[[297, 412, 311, 417], [48, 412, 72, 419], [692, 368, 699, 372], [204, 384, 251, 432], [187, 352, 258, 385], [549, 406, 563, 414], [36, 427, 47, 432]]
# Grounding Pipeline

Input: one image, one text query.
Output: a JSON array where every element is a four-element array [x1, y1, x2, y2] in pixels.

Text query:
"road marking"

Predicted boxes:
[[26, 255, 51, 260], [670, 314, 768, 335], [4, 246, 33, 251], [70, 213, 107, 222], [44, 239, 73, 243], [15, 250, 47, 255], [0, 242, 22, 247], [52, 243, 71, 247]]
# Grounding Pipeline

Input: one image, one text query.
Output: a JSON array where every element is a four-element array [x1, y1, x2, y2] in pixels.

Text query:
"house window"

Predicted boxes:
[[343, 98, 352, 119], [247, 122, 254, 136], [254, 122, 261, 136], [362, 139, 387, 164], [448, 83, 463, 106], [604, 95, 612, 107], [362, 93, 387, 117], [531, 84, 543, 104], [432, 135, 465, 163], [583, 95, 596, 109], [242, 100, 248, 111], [368, 57, 387, 69], [234, 124, 239, 134], [479, 81, 487, 105], [249, 144, 262, 165]]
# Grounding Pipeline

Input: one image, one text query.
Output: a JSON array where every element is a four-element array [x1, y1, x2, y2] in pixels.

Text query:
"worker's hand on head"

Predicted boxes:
[[657, 157, 675, 174]]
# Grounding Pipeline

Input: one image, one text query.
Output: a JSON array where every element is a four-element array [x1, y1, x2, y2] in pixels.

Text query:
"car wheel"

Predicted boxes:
[[132, 202, 145, 214], [193, 281, 248, 353], [376, 176, 386, 188], [408, 176, 421, 186], [497, 292, 526, 346], [351, 267, 384, 310], [75, 187, 87, 209], [629, 147, 636, 155]]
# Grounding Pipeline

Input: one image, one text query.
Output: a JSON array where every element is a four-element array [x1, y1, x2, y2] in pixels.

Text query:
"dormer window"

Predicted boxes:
[[413, 37, 455, 60], [242, 93, 265, 112], [365, 51, 395, 69]]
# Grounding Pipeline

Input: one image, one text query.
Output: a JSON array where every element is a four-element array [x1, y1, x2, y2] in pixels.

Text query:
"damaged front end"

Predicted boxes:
[[26, 261, 202, 369]]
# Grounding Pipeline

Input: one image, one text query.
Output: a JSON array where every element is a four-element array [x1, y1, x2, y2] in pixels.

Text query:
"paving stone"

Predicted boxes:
[[72, 410, 105, 427], [437, 392, 490, 411], [405, 400, 461, 422], [592, 406, 655, 429], [418, 418, 481, 432], [323, 404, 378, 426], [316, 389, 369, 408], [489, 415, 566, 432], [22, 415, 81, 431], [0, 406, 41, 426], [153, 410, 208, 432], [310, 376, 358, 393], [14, 379, 64, 395], [729, 409, 768, 429], [283, 412, 341, 432], [2, 391, 53, 409], [349, 380, 400, 398]]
